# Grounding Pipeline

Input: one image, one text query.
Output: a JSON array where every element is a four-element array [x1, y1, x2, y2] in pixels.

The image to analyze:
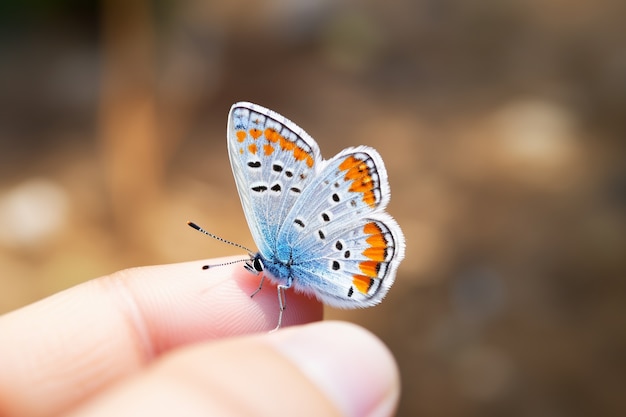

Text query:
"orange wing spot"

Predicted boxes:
[[366, 232, 386, 248], [293, 146, 309, 162], [363, 191, 377, 207], [352, 275, 374, 294], [249, 128, 262, 139], [340, 157, 377, 207], [280, 137, 295, 151], [349, 177, 373, 193], [264, 128, 280, 142], [236, 130, 247, 142], [264, 144, 275, 156], [359, 261, 380, 277], [248, 143, 258, 155], [339, 155, 359, 171], [239, 148, 244, 154], [363, 222, 388, 261], [345, 167, 363, 181], [344, 163, 369, 182], [306, 155, 314, 168], [364, 222, 382, 235], [363, 247, 387, 261]]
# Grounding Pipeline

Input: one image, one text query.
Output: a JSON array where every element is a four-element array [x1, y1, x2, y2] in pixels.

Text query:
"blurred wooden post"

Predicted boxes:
[[99, 0, 162, 254]]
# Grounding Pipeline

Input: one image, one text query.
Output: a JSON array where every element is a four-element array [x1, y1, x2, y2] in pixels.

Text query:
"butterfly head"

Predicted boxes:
[[244, 254, 264, 275]]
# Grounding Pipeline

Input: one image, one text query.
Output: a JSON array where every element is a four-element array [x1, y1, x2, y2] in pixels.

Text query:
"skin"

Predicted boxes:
[[0, 257, 400, 417]]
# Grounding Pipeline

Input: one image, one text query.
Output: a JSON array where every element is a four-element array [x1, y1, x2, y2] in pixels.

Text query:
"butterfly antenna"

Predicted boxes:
[[187, 221, 254, 254], [199, 258, 249, 270]]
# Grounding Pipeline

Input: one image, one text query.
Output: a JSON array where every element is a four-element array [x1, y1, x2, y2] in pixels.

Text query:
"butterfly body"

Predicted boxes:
[[227, 102, 405, 326]]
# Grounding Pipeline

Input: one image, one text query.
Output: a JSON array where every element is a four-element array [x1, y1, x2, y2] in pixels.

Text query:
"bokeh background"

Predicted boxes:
[[1, 1, 625, 416]]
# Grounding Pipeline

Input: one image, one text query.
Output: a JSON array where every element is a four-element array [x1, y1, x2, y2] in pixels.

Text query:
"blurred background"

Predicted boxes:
[[1, 0, 625, 415]]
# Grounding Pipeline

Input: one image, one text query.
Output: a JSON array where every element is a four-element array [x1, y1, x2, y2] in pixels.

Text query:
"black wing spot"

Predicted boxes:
[[272, 164, 283, 172], [347, 287, 354, 297], [332, 261, 340, 271], [332, 193, 340, 202], [350, 200, 357, 207], [247, 161, 261, 168], [344, 250, 351, 259], [334, 182, 340, 188], [318, 230, 326, 240], [321, 213, 330, 222], [294, 219, 305, 228], [271, 183, 281, 192], [285, 171, 294, 178], [335, 241, 343, 250], [290, 187, 301, 194], [300, 173, 307, 180], [252, 185, 267, 193]]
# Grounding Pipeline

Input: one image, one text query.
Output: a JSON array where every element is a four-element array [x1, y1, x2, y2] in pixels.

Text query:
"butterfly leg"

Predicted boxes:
[[250, 274, 266, 298], [272, 277, 293, 332]]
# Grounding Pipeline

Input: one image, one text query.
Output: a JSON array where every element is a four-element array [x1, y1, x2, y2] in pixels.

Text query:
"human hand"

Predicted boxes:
[[0, 257, 400, 417]]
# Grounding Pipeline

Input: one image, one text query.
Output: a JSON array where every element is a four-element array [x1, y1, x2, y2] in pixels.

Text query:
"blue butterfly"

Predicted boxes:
[[192, 102, 405, 330]]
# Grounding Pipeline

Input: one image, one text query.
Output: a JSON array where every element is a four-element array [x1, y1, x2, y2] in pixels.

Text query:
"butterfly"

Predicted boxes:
[[191, 102, 405, 330]]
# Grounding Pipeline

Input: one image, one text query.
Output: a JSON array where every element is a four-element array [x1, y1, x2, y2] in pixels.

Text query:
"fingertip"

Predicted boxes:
[[114, 258, 323, 350], [268, 321, 400, 417]]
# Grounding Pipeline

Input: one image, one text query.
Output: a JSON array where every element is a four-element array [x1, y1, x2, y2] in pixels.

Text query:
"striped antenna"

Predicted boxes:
[[187, 221, 254, 255], [199, 257, 249, 270]]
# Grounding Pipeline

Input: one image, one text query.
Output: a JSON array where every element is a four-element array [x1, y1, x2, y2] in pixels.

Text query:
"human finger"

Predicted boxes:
[[0, 258, 323, 417], [68, 322, 399, 417]]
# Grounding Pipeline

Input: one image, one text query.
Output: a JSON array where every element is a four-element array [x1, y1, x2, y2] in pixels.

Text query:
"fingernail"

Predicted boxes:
[[268, 321, 400, 417]]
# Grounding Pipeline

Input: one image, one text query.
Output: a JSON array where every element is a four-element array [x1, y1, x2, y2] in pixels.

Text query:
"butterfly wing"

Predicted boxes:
[[291, 214, 404, 308], [279, 147, 406, 308], [227, 102, 321, 256]]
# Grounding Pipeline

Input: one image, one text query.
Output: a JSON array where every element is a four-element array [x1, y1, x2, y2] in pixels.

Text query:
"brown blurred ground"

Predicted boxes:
[[1, 1, 625, 416]]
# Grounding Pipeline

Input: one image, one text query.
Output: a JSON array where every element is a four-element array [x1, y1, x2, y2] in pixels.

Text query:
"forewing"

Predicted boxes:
[[227, 102, 321, 255]]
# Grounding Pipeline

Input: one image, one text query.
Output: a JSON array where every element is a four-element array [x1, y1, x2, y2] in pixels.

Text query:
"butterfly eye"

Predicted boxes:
[[253, 257, 264, 272]]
